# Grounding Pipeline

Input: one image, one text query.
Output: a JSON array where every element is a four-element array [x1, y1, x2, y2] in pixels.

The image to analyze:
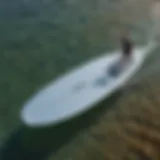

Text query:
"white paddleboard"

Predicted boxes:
[[20, 43, 156, 127]]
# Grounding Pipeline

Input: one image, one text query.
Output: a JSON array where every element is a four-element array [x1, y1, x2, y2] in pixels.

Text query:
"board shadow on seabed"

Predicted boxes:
[[0, 90, 123, 160]]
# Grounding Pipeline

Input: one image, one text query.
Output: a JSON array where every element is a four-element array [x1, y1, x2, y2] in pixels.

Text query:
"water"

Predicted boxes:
[[0, 0, 160, 159]]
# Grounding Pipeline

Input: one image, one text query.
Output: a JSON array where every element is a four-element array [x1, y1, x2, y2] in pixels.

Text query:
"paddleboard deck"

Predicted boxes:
[[21, 44, 155, 127]]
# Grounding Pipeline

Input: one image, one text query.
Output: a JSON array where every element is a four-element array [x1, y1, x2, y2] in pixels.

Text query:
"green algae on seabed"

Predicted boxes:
[[49, 71, 160, 160]]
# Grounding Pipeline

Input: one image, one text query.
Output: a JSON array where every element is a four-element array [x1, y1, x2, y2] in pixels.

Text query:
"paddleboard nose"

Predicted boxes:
[[20, 99, 56, 127], [21, 108, 37, 127]]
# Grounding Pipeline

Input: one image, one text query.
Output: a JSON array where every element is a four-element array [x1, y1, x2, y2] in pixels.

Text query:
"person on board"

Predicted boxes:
[[121, 34, 133, 60], [108, 34, 133, 77]]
